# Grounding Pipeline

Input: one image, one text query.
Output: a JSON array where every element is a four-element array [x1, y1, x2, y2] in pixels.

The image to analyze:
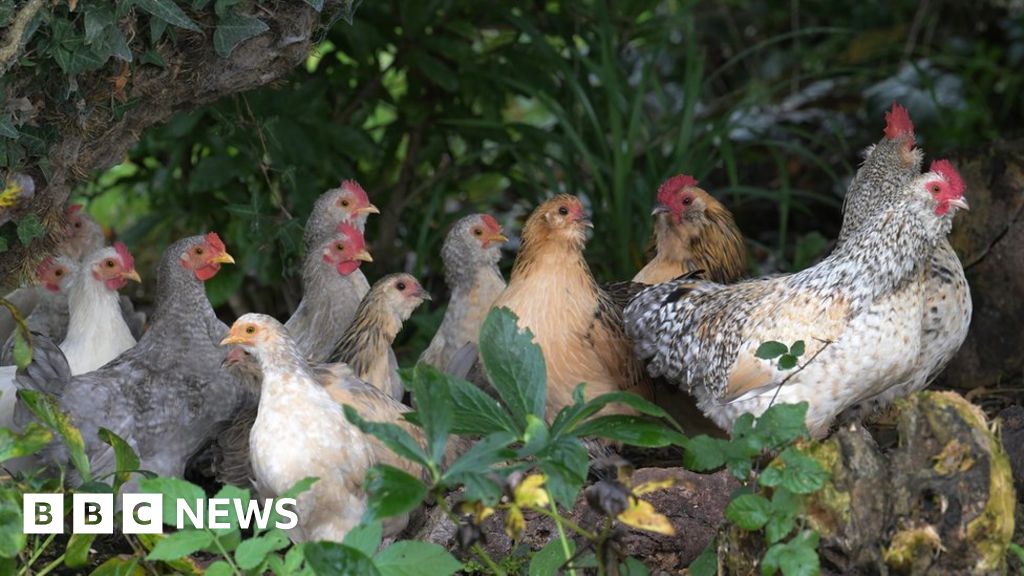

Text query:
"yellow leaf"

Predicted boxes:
[[618, 498, 675, 536], [504, 506, 525, 541], [0, 181, 22, 208], [632, 478, 674, 496], [459, 500, 495, 523], [514, 473, 550, 508]]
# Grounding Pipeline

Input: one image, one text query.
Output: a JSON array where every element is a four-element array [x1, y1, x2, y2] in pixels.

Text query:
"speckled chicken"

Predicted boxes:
[[838, 104, 972, 412], [625, 165, 969, 437], [329, 273, 431, 399], [15, 233, 249, 482], [419, 214, 507, 373], [221, 313, 429, 541], [634, 174, 746, 285], [489, 195, 652, 420], [303, 180, 379, 251]]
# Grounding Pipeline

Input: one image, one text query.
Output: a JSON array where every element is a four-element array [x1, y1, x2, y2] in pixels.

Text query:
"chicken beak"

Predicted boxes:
[[651, 205, 670, 216], [211, 252, 236, 265], [355, 249, 374, 263], [950, 197, 970, 211], [416, 287, 433, 302], [487, 233, 509, 244], [358, 203, 381, 215], [123, 269, 142, 283], [578, 217, 594, 229], [220, 327, 249, 347]]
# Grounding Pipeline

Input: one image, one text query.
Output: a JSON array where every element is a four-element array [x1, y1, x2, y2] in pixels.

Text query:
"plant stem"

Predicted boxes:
[[19, 533, 57, 576], [471, 543, 506, 576], [209, 532, 243, 575], [546, 494, 578, 576], [33, 553, 66, 576], [527, 501, 597, 541]]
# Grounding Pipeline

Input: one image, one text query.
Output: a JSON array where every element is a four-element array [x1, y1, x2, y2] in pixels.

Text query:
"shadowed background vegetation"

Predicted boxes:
[[47, 0, 1024, 361]]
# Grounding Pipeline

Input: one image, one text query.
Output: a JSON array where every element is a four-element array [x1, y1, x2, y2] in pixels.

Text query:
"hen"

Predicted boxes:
[[15, 233, 249, 482], [625, 165, 969, 437], [221, 314, 429, 541], [634, 174, 746, 285], [303, 180, 379, 251], [490, 195, 652, 420], [329, 273, 431, 399], [419, 214, 507, 373]]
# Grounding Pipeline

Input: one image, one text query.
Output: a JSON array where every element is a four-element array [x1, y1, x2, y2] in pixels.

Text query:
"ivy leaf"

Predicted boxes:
[[146, 529, 214, 561], [0, 118, 19, 139], [364, 465, 428, 521], [214, 9, 269, 58], [478, 307, 547, 430], [755, 341, 788, 360], [134, 0, 201, 32], [373, 541, 462, 576], [724, 493, 771, 531]]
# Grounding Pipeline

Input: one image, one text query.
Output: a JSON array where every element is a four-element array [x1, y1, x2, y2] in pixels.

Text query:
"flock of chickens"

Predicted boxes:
[[0, 104, 971, 543]]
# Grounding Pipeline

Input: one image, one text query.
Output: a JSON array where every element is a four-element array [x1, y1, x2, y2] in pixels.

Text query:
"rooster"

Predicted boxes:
[[303, 180, 379, 251], [634, 174, 746, 285], [489, 195, 652, 420], [624, 164, 969, 437], [328, 273, 431, 399], [419, 214, 507, 373], [15, 233, 249, 482], [221, 314, 431, 541]]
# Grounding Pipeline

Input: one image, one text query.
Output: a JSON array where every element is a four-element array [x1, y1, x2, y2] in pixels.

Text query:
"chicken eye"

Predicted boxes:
[[105, 260, 116, 268], [473, 228, 483, 236], [54, 269, 64, 277], [335, 243, 346, 251], [73, 222, 82, 229], [195, 247, 205, 255], [682, 197, 693, 206], [340, 199, 350, 208], [396, 281, 407, 291], [930, 184, 941, 194], [245, 326, 256, 335], [558, 206, 569, 216]]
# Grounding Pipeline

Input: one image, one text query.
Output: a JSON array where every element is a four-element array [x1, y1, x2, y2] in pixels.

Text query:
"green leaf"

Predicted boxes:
[[411, 52, 458, 92], [447, 376, 519, 436], [537, 437, 588, 507], [0, 118, 18, 139], [757, 403, 810, 448], [478, 307, 547, 430], [373, 541, 462, 576], [755, 341, 788, 360], [12, 327, 31, 369], [789, 340, 806, 357], [134, 0, 201, 32], [343, 520, 382, 557], [97, 428, 140, 491], [88, 557, 143, 576], [146, 529, 214, 561], [301, 0, 325, 11], [571, 415, 687, 447], [0, 421, 51, 461], [442, 431, 516, 482], [16, 214, 44, 245], [408, 364, 452, 467], [552, 389, 681, 438], [765, 492, 799, 545], [17, 390, 90, 481], [774, 448, 828, 495], [213, 9, 269, 58], [84, 7, 115, 45], [235, 530, 289, 570], [1010, 542, 1024, 563], [458, 472, 504, 506], [725, 493, 771, 531], [0, 494, 25, 558], [682, 435, 726, 471], [619, 557, 649, 575], [205, 561, 234, 576], [305, 542, 380, 576], [136, 476, 205, 527], [343, 405, 430, 469], [65, 533, 97, 568], [761, 530, 820, 576], [529, 539, 575, 576], [777, 355, 798, 370], [517, 414, 549, 457], [364, 465, 428, 521], [687, 542, 718, 576]]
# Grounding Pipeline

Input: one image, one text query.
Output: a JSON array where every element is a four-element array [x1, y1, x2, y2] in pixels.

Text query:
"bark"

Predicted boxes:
[[0, 3, 334, 286]]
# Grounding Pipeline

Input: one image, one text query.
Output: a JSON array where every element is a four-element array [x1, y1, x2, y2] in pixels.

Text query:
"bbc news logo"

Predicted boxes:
[[23, 494, 298, 534]]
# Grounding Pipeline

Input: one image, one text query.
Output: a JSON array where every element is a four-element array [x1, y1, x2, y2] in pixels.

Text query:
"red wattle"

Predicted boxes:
[[195, 264, 221, 282], [336, 259, 361, 276]]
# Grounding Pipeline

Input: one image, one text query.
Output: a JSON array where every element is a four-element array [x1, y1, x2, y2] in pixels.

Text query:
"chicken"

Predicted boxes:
[[419, 214, 507, 373], [624, 165, 969, 437], [633, 174, 747, 285], [0, 257, 78, 368], [220, 313, 428, 541], [328, 273, 431, 399], [58, 243, 141, 375], [303, 180, 379, 251], [15, 233, 250, 482], [286, 223, 374, 363], [487, 195, 652, 420]]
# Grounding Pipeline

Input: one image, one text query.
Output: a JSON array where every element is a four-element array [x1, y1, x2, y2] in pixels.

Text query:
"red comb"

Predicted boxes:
[[66, 204, 83, 215], [883, 103, 915, 140], [336, 222, 367, 251], [114, 241, 135, 271], [930, 159, 965, 197], [657, 174, 699, 205], [481, 214, 502, 232], [205, 232, 226, 253], [340, 179, 369, 205], [35, 256, 56, 279]]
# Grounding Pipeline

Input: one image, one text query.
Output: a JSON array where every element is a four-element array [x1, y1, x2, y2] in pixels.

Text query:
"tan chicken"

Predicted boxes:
[[419, 214, 507, 373], [221, 314, 428, 542], [328, 273, 431, 399], [634, 174, 746, 285], [625, 165, 968, 437], [491, 195, 652, 420]]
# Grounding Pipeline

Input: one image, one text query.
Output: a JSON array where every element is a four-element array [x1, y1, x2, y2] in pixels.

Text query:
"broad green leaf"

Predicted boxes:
[[537, 437, 588, 507], [529, 538, 575, 576], [97, 428, 140, 491], [214, 9, 269, 58], [459, 472, 505, 506], [571, 415, 687, 447], [755, 341, 788, 360], [408, 364, 452, 467], [205, 561, 233, 576], [778, 354, 798, 370], [343, 520, 382, 557], [757, 403, 810, 448], [17, 390, 90, 481], [478, 308, 546, 429], [11, 328, 30, 369], [447, 377, 519, 435], [682, 435, 726, 471], [344, 405, 430, 469], [552, 388, 682, 438], [619, 557, 650, 575], [88, 557, 143, 576], [790, 340, 806, 357], [687, 543, 718, 576], [373, 541, 462, 576], [305, 542, 380, 576], [137, 477, 205, 527], [761, 530, 820, 576], [775, 448, 828, 495], [725, 493, 771, 531], [84, 6, 115, 45], [134, 0, 201, 32], [517, 414, 549, 457], [442, 431, 516, 481], [146, 529, 214, 561], [364, 465, 427, 521], [235, 530, 289, 570], [0, 493, 25, 557], [0, 118, 18, 139], [411, 53, 458, 92], [65, 533, 97, 567], [0, 421, 52, 461]]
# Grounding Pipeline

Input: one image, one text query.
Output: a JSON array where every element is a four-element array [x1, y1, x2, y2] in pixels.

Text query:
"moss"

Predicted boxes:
[[883, 525, 943, 570], [798, 438, 850, 539], [932, 439, 975, 475]]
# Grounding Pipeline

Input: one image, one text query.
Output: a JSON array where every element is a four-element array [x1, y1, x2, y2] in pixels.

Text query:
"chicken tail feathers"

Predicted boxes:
[[15, 332, 71, 398]]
